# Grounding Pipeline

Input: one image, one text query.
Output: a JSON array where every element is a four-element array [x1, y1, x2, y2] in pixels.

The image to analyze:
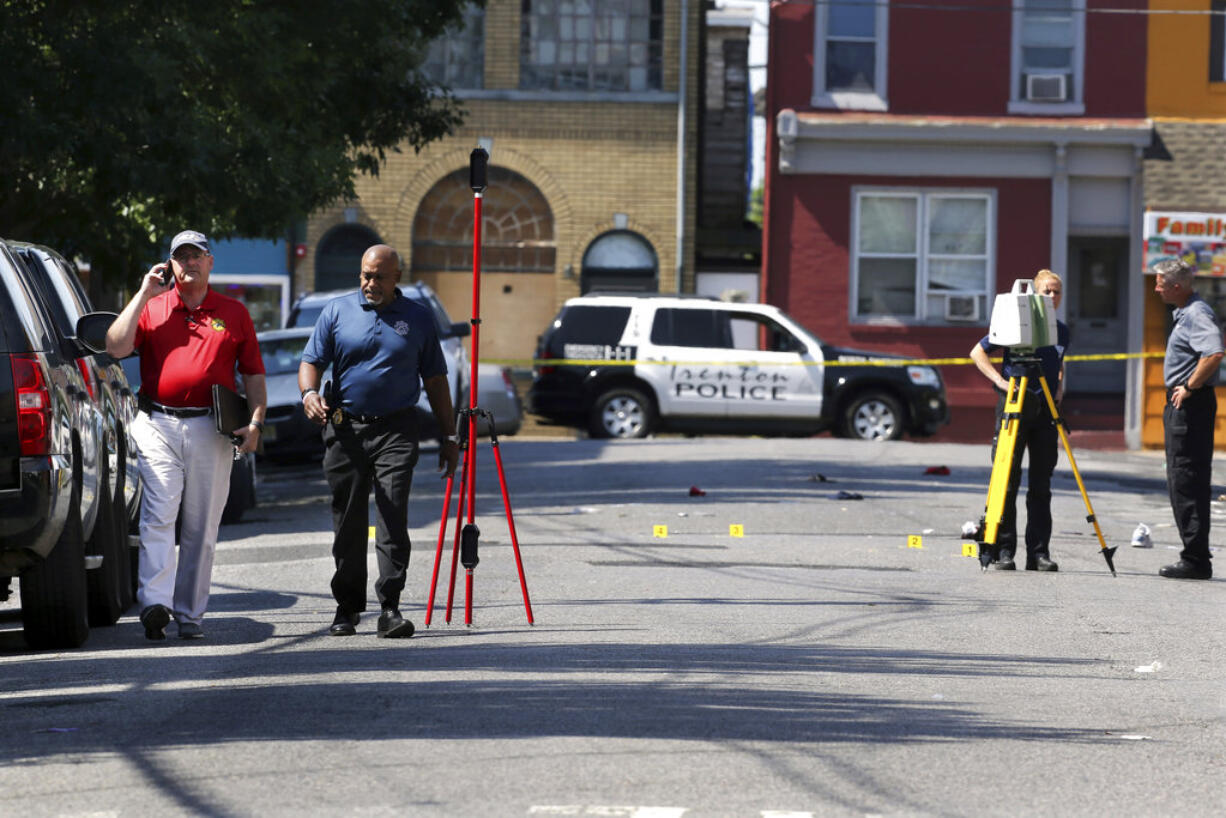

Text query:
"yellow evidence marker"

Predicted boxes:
[[907, 535, 923, 549], [962, 542, 979, 558], [729, 524, 744, 538], [653, 525, 668, 538]]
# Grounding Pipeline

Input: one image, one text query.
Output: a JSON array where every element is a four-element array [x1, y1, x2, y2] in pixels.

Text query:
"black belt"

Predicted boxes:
[[138, 393, 211, 419], [334, 406, 415, 425]]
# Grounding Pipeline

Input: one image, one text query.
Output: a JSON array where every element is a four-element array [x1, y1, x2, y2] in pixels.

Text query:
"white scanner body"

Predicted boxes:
[[988, 279, 1057, 350]]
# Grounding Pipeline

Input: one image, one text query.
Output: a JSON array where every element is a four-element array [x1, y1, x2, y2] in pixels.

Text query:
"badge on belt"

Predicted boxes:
[[332, 408, 345, 426]]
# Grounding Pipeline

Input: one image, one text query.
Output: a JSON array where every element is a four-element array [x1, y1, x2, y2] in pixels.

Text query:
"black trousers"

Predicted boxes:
[[323, 412, 420, 613], [991, 389, 1059, 560], [1164, 388, 1216, 568]]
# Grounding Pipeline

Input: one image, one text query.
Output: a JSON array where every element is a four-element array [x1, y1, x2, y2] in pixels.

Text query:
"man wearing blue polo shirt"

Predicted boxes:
[[298, 244, 459, 636], [1153, 257, 1223, 580]]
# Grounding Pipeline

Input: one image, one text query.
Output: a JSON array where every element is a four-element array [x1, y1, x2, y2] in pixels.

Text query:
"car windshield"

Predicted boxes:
[[260, 336, 310, 376], [291, 287, 454, 337]]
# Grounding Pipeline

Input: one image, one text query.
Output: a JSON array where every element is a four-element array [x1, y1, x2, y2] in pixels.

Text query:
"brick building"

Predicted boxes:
[[762, 0, 1153, 445], [297, 0, 702, 364]]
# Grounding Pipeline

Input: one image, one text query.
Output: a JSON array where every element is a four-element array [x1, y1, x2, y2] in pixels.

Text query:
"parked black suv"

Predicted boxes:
[[0, 238, 115, 648], [529, 294, 949, 440], [9, 242, 140, 620]]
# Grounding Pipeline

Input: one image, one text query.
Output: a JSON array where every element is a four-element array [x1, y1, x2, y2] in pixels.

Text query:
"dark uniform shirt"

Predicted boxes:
[[1164, 293, 1223, 389], [978, 320, 1069, 393], [302, 290, 447, 417]]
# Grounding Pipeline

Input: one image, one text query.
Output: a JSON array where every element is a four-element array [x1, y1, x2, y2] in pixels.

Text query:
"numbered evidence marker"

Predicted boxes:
[[962, 542, 979, 558], [729, 524, 744, 538], [907, 534, 923, 549], [369, 526, 376, 541], [653, 525, 668, 538]]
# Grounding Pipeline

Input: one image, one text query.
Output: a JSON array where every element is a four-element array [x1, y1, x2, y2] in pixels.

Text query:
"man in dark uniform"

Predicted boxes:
[[298, 244, 459, 636], [1153, 257, 1223, 580]]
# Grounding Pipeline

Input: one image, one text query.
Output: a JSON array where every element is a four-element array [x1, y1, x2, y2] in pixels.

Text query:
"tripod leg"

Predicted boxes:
[[424, 471, 456, 627], [1037, 376, 1116, 575], [445, 441, 470, 623], [491, 439, 534, 625], [981, 376, 1026, 569]]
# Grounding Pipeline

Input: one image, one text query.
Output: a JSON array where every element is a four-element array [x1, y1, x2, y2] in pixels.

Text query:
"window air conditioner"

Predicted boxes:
[[1026, 73, 1067, 103], [945, 293, 981, 322]]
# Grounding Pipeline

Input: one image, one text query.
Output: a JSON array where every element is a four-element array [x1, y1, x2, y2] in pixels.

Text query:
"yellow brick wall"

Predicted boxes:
[[299, 0, 700, 363]]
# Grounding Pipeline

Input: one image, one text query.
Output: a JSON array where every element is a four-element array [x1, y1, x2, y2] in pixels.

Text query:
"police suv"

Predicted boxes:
[[528, 294, 949, 441]]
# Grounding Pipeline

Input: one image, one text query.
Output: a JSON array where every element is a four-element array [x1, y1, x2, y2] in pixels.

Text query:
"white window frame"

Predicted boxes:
[[1008, 0, 1086, 115], [850, 188, 996, 326], [812, 0, 889, 111]]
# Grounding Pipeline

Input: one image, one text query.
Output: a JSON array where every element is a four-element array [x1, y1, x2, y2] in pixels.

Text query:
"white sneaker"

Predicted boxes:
[[1130, 523, 1152, 548]]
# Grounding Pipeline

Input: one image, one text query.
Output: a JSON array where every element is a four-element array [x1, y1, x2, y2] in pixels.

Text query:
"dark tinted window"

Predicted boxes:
[[548, 305, 631, 352], [650, 308, 733, 349], [0, 245, 54, 353]]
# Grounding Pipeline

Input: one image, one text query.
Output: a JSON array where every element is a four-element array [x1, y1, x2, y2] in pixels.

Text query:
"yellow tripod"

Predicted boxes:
[[978, 359, 1116, 575]]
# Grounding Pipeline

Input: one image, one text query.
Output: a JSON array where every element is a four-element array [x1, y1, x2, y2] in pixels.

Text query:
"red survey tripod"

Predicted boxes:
[[424, 147, 534, 627]]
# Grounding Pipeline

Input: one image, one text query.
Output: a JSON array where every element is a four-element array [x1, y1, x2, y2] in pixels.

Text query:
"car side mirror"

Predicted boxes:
[[450, 321, 472, 338], [76, 311, 118, 354]]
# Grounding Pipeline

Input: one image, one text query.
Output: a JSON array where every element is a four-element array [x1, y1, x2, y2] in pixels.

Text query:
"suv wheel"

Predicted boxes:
[[590, 387, 654, 439], [842, 391, 903, 441], [20, 482, 90, 649]]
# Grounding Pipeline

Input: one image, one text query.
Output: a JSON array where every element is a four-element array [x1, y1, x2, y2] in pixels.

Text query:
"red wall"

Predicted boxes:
[[1083, 0, 1147, 117], [889, 3, 1012, 115], [766, 174, 1052, 410], [767, 0, 1146, 119]]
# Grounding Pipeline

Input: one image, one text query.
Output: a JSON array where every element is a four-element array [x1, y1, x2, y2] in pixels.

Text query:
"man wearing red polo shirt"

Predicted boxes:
[[107, 230, 267, 640]]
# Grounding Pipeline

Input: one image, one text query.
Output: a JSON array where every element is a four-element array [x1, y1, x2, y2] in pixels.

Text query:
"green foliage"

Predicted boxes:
[[746, 183, 764, 227], [0, 0, 473, 287]]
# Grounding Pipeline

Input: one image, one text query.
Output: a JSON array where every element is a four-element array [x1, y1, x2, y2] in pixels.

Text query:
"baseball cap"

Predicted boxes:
[[170, 230, 210, 255]]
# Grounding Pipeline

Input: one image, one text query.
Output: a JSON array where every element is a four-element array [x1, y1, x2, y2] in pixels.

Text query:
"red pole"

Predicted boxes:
[[424, 471, 455, 627], [492, 442, 534, 624]]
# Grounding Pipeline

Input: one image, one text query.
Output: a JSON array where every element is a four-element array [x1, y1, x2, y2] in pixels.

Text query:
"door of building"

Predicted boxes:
[[1066, 237, 1128, 394]]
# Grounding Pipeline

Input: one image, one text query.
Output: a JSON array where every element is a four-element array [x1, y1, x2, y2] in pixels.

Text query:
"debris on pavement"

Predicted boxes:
[[688, 485, 706, 497]]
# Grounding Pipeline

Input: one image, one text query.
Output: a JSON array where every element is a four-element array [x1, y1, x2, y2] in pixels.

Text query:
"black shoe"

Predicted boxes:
[[1026, 556, 1059, 572], [994, 554, 1016, 570], [377, 608, 415, 639], [1159, 560, 1212, 580], [140, 605, 170, 641], [329, 608, 361, 636]]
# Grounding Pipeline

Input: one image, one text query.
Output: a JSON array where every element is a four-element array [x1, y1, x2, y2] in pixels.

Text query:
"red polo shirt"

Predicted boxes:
[[134, 287, 265, 407]]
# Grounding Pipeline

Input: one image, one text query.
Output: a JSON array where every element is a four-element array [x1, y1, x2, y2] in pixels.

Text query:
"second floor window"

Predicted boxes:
[[1211, 0, 1226, 81], [1010, 0, 1085, 112], [422, 3, 485, 90], [812, 0, 888, 110], [520, 0, 663, 92]]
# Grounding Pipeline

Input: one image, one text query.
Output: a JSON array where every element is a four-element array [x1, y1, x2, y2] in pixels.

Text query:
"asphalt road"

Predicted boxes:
[[1, 437, 1222, 817]]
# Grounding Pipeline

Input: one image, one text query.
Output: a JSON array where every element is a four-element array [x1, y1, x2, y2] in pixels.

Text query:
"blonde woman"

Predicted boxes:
[[969, 270, 1068, 572]]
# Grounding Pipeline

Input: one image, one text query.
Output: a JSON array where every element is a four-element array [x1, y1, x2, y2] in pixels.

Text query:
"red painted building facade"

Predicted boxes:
[[763, 0, 1153, 443]]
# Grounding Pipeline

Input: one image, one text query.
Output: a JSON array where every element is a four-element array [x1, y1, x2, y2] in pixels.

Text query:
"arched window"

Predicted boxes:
[[581, 230, 658, 293], [412, 167, 555, 274], [314, 224, 382, 292]]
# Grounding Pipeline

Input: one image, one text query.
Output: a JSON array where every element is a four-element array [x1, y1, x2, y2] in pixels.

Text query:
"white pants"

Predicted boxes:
[[132, 411, 233, 625]]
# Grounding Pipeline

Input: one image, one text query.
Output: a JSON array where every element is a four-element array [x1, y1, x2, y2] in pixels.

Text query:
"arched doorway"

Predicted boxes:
[[314, 224, 382, 292], [581, 231, 658, 294], [412, 166, 556, 362]]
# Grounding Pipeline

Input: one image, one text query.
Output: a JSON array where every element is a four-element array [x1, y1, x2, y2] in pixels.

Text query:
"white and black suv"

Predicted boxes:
[[529, 294, 949, 441]]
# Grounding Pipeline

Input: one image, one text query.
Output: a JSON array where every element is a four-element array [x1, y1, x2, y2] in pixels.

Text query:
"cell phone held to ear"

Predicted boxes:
[[161, 258, 173, 287]]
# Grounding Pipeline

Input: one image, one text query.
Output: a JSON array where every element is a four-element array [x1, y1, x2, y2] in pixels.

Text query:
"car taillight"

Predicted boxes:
[[12, 354, 52, 456], [538, 349, 555, 376], [76, 358, 97, 400]]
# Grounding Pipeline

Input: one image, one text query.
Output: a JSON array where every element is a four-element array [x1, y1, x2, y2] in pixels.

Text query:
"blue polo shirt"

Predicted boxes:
[[979, 320, 1069, 393], [1164, 293, 1223, 389], [302, 290, 448, 416]]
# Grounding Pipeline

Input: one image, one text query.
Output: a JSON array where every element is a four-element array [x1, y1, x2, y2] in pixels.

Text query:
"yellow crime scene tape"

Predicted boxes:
[[482, 351, 1164, 368]]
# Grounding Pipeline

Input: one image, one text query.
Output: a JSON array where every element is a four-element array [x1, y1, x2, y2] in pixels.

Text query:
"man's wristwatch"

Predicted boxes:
[[444, 433, 459, 444], [301, 388, 318, 403], [1184, 381, 1199, 392], [250, 420, 264, 432]]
